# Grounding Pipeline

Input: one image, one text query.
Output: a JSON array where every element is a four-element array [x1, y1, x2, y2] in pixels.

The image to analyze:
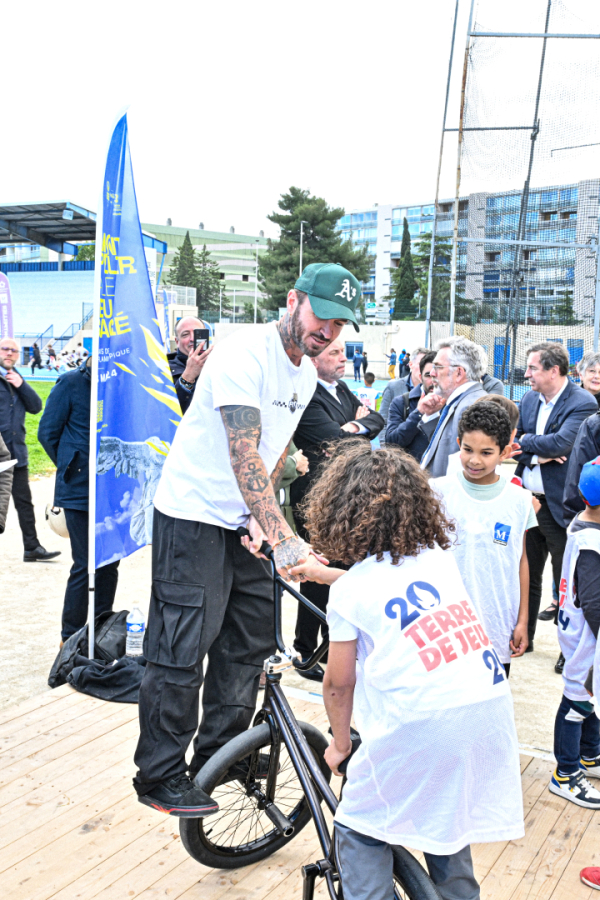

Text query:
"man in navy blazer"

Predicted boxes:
[[515, 342, 597, 646]]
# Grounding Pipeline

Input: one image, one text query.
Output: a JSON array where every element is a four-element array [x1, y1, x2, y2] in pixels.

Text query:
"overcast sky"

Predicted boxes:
[[3, 0, 471, 239], [3, 0, 598, 240]]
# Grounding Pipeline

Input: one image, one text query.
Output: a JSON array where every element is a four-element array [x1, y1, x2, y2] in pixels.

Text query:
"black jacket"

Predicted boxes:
[[563, 411, 600, 524], [515, 380, 598, 527], [385, 385, 436, 462], [0, 369, 42, 467], [38, 363, 91, 511], [291, 380, 384, 511], [167, 349, 194, 414]]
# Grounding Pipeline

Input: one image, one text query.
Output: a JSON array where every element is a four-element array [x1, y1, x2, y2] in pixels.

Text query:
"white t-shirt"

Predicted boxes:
[[558, 517, 600, 702], [432, 472, 533, 662], [349, 385, 381, 410], [154, 322, 317, 528], [329, 548, 523, 853]]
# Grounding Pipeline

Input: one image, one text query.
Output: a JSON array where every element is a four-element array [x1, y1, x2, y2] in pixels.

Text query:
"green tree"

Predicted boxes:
[[388, 219, 418, 320], [259, 186, 372, 310], [549, 289, 581, 326], [195, 244, 222, 311], [413, 231, 451, 321], [168, 231, 199, 288], [74, 243, 95, 261]]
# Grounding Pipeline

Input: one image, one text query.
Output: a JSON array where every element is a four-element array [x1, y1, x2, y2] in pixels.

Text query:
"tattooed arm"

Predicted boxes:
[[220, 406, 310, 578]]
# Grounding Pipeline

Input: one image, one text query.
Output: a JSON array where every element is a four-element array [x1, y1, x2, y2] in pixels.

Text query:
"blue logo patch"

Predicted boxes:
[[493, 523, 511, 545]]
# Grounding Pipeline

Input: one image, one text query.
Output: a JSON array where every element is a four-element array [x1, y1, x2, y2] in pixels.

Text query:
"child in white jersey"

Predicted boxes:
[[432, 402, 536, 674], [549, 457, 600, 809], [291, 440, 524, 900]]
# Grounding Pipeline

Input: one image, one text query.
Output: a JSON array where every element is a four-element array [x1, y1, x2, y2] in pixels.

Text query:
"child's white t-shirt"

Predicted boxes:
[[432, 472, 534, 663], [348, 385, 381, 410], [329, 547, 524, 854]]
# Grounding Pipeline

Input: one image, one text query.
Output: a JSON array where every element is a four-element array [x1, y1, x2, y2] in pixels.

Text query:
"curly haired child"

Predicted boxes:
[[292, 440, 524, 900]]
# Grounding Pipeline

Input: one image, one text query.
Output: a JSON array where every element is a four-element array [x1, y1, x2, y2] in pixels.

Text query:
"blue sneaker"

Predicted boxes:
[[549, 769, 600, 808]]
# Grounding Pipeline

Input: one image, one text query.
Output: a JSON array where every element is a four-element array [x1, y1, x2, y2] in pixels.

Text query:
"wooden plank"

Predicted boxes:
[[0, 707, 138, 790], [549, 807, 600, 900], [0, 684, 72, 728], [509, 797, 593, 900], [479, 788, 566, 900], [0, 688, 90, 740], [0, 717, 139, 807], [0, 692, 117, 754]]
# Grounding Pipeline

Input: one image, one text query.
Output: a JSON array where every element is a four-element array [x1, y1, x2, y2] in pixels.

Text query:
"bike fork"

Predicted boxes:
[[302, 860, 339, 900]]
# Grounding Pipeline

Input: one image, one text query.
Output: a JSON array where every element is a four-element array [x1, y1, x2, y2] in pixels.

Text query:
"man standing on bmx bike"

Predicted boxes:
[[134, 263, 362, 816]]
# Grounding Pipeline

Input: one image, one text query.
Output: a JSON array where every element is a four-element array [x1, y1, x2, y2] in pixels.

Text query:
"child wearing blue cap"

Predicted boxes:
[[550, 455, 600, 809]]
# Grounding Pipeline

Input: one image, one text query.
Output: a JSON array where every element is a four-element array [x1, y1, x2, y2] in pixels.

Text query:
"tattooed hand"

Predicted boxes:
[[273, 536, 311, 582]]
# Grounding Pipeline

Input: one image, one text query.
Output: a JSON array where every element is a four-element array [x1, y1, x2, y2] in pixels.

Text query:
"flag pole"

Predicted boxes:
[[88, 196, 103, 657]]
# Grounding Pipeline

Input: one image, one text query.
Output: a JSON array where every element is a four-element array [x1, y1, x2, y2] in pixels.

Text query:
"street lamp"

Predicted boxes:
[[299, 221, 308, 277]]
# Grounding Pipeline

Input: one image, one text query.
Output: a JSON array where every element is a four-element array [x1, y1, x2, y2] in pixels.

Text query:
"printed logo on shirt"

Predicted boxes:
[[272, 396, 307, 414], [493, 523, 511, 546], [384, 579, 504, 685]]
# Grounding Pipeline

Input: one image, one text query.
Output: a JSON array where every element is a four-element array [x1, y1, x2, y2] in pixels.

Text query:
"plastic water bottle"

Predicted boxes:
[[126, 607, 146, 657]]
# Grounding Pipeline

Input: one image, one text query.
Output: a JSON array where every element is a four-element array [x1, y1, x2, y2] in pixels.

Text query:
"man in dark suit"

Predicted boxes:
[[291, 338, 384, 679], [0, 337, 60, 561], [38, 357, 120, 640], [515, 342, 597, 647]]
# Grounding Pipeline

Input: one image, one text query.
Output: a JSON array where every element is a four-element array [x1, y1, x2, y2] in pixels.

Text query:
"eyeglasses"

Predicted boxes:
[[0, 346, 18, 353]]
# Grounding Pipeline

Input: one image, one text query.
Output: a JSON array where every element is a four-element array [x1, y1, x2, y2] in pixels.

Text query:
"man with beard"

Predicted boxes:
[[385, 351, 438, 462], [134, 263, 361, 817], [168, 316, 212, 414], [290, 338, 384, 679]]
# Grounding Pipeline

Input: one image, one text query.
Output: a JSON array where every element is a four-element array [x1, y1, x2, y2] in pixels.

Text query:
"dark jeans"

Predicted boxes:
[[353, 367, 361, 382], [525, 496, 567, 643], [554, 694, 600, 775], [12, 465, 39, 550], [294, 580, 329, 661], [133, 510, 275, 796], [62, 508, 119, 640]]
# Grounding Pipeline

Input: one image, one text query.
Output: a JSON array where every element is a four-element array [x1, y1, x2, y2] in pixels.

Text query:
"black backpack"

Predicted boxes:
[[48, 609, 129, 688]]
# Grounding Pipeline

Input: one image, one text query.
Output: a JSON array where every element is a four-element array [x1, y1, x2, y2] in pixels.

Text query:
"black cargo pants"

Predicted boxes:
[[133, 509, 275, 796]]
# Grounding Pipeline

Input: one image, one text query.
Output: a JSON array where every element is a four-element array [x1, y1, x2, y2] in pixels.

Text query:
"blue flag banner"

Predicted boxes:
[[93, 113, 181, 568]]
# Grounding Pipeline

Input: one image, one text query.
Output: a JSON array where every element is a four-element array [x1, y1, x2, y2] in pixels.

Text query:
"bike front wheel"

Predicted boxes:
[[180, 720, 330, 869]]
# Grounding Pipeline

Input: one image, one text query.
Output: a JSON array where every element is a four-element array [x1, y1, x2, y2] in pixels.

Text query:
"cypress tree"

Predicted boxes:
[[196, 244, 222, 311], [168, 231, 198, 288], [389, 219, 418, 320]]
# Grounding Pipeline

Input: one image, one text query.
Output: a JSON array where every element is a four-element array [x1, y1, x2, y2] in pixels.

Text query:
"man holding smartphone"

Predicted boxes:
[[168, 316, 212, 413]]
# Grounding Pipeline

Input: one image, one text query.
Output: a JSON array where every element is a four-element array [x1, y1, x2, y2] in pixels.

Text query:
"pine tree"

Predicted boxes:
[[389, 219, 418, 320], [413, 231, 452, 321], [195, 244, 222, 311], [168, 231, 199, 288], [549, 289, 581, 326], [259, 187, 372, 310]]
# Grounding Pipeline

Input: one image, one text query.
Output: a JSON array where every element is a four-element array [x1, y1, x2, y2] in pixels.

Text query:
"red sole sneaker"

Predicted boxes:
[[581, 868, 600, 890]]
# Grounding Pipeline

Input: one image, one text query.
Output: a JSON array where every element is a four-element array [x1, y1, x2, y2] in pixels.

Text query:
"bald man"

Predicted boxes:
[[0, 338, 60, 561], [168, 317, 213, 414]]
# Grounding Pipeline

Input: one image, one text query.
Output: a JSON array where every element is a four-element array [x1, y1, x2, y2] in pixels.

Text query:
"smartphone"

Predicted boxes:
[[193, 328, 210, 351]]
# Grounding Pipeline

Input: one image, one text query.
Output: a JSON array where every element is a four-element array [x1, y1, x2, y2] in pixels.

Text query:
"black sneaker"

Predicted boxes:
[[23, 545, 61, 562], [555, 652, 565, 675], [218, 752, 275, 785], [295, 661, 325, 682], [138, 774, 219, 818], [538, 603, 558, 621]]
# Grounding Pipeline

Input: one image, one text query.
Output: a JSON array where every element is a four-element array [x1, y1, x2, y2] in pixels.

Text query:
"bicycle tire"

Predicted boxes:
[[391, 847, 442, 900], [180, 720, 330, 869]]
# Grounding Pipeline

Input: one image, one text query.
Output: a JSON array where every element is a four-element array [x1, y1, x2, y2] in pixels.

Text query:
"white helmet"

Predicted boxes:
[[45, 505, 70, 538]]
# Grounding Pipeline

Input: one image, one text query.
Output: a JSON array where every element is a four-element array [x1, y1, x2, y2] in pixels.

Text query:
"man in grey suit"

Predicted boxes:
[[420, 337, 488, 478]]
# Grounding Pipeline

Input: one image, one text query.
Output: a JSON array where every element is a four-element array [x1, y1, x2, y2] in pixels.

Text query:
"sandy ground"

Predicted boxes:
[[1, 474, 564, 753]]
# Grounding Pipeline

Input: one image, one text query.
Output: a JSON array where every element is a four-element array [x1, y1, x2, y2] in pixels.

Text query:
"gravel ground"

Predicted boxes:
[[1, 474, 564, 754]]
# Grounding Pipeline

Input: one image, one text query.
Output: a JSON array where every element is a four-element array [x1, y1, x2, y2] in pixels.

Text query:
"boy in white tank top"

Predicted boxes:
[[432, 402, 536, 674], [549, 457, 600, 809], [291, 440, 524, 900]]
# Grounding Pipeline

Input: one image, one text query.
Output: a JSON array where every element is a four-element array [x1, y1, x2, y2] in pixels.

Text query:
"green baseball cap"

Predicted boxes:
[[295, 263, 361, 332]]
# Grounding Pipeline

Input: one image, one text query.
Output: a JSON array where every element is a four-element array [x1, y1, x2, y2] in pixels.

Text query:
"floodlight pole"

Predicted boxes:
[[449, 0, 476, 337], [593, 238, 600, 352], [219, 285, 222, 323], [426, 0, 461, 347], [299, 221, 308, 277], [254, 243, 259, 324]]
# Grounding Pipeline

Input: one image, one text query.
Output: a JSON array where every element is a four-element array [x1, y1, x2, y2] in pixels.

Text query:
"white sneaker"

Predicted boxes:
[[581, 756, 600, 778], [549, 769, 600, 809]]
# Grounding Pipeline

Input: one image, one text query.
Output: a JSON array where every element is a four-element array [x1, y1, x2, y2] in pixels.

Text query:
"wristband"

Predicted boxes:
[[179, 376, 196, 390], [271, 535, 295, 550]]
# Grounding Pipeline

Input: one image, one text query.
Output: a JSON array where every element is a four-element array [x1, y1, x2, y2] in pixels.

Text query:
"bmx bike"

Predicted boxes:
[[180, 532, 440, 900]]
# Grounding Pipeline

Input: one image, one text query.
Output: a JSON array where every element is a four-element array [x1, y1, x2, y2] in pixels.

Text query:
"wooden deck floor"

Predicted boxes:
[[1, 684, 599, 900]]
